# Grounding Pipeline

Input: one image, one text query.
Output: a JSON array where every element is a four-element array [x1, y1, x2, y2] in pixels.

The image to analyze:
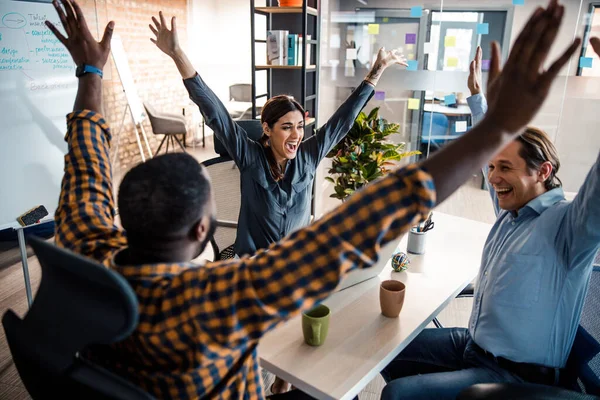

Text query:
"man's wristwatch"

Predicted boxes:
[[75, 64, 103, 79]]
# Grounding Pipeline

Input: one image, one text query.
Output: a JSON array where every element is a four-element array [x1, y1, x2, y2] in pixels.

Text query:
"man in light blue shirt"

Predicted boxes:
[[381, 41, 600, 400]]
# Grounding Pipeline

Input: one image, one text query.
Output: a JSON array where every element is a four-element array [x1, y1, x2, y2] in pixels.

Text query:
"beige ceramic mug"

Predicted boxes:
[[380, 280, 406, 318]]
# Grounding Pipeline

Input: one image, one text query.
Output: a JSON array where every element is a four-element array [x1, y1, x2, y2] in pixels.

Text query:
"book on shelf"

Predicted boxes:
[[285, 34, 311, 66], [267, 30, 289, 65]]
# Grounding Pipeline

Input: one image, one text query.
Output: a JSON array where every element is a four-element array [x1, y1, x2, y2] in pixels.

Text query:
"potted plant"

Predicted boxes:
[[325, 107, 421, 201]]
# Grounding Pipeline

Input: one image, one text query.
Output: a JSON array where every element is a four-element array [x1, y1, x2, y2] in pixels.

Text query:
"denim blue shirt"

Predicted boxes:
[[467, 93, 600, 368], [184, 75, 374, 256]]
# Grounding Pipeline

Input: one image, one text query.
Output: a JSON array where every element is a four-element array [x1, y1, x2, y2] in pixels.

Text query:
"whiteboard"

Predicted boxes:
[[0, 0, 98, 230], [110, 34, 144, 124]]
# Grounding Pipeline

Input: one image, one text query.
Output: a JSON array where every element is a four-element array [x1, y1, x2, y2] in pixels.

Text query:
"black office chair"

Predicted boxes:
[[458, 266, 600, 399], [2, 236, 154, 400], [214, 119, 264, 157], [432, 283, 474, 328]]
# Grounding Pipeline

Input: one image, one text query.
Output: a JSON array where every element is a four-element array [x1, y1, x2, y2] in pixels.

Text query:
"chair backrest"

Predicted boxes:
[[214, 119, 263, 157], [229, 84, 252, 102], [2, 236, 154, 399], [421, 112, 449, 143], [563, 266, 600, 396], [202, 157, 241, 260]]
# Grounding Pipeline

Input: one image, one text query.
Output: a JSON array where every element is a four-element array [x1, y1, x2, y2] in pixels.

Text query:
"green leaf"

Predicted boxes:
[[325, 176, 335, 183], [367, 107, 380, 122]]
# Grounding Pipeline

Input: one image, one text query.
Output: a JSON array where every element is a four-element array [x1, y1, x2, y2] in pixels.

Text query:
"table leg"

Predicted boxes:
[[16, 229, 33, 309]]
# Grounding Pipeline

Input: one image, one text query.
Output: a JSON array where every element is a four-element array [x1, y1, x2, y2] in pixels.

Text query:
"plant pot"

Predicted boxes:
[[278, 0, 303, 6]]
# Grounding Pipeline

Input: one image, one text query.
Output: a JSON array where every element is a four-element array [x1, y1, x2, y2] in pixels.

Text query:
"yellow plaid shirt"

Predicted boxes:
[[55, 110, 436, 399]]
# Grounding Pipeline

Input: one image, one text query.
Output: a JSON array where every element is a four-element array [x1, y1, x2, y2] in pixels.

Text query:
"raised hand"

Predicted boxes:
[[365, 47, 408, 86], [45, 0, 114, 69], [589, 36, 600, 59], [484, 0, 580, 134], [468, 46, 483, 96], [149, 11, 180, 57]]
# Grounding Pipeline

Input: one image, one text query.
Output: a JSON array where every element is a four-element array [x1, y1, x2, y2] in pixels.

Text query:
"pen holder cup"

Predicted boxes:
[[407, 227, 427, 255]]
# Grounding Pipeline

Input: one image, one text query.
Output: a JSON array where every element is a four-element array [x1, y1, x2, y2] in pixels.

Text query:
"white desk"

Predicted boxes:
[[424, 103, 471, 117], [259, 212, 491, 400]]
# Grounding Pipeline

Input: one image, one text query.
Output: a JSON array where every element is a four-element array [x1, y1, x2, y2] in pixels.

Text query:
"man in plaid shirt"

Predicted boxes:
[[45, 0, 578, 398]]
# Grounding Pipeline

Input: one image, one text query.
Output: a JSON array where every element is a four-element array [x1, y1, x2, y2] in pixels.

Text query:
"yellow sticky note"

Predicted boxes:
[[445, 36, 456, 47], [407, 53, 415, 60], [406, 44, 414, 51], [368, 24, 380, 35], [383, 17, 389, 22], [447, 57, 458, 67], [408, 98, 420, 110]]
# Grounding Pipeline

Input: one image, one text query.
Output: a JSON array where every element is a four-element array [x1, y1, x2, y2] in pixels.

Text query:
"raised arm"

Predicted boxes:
[[149, 12, 252, 168], [466, 46, 500, 215], [186, 0, 580, 343], [561, 38, 600, 266], [302, 48, 408, 166], [46, 0, 126, 263]]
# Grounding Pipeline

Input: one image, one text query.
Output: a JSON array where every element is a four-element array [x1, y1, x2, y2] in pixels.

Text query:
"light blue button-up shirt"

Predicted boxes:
[[467, 93, 600, 368]]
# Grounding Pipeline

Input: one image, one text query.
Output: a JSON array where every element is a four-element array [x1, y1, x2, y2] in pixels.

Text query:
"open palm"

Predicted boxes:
[[375, 47, 408, 69], [149, 11, 179, 57]]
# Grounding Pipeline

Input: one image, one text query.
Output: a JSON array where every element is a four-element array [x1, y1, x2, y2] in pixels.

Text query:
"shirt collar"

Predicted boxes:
[[521, 187, 565, 215]]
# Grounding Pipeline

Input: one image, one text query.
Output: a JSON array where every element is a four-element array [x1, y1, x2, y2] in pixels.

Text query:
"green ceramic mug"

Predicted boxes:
[[302, 304, 330, 346]]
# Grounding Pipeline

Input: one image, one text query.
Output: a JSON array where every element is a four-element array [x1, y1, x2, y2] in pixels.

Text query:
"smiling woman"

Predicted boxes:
[[257, 95, 306, 181], [148, 10, 409, 258]]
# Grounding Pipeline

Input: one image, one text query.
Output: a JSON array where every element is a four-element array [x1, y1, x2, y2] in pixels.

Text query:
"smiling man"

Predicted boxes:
[[380, 35, 600, 399]]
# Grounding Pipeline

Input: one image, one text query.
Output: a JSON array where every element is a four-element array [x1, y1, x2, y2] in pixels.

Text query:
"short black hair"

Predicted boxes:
[[118, 153, 212, 240]]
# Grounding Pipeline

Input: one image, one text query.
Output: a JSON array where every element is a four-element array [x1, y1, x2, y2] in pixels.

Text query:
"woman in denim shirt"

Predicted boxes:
[[150, 12, 407, 260]]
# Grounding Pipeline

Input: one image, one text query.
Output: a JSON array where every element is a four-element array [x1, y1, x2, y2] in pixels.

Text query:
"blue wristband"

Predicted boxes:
[[75, 64, 103, 79]]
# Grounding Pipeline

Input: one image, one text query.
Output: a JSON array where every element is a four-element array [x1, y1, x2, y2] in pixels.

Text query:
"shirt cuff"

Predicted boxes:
[[65, 110, 112, 142], [393, 164, 437, 218]]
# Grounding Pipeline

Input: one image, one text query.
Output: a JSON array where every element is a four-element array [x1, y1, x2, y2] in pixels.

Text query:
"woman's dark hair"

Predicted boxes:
[[259, 95, 305, 181], [518, 127, 562, 191]]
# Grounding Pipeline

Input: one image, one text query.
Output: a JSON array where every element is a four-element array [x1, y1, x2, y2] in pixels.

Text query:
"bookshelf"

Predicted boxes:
[[250, 0, 321, 139]]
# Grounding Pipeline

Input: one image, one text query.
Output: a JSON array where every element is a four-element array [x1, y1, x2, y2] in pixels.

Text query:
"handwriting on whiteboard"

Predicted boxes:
[[1, 6, 73, 72]]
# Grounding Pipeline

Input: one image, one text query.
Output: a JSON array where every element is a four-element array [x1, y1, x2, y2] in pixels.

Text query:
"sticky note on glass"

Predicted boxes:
[[408, 98, 420, 110], [346, 48, 358, 60], [407, 53, 415, 60], [482, 59, 491, 71], [513, 0, 524, 5], [580, 57, 593, 68], [447, 57, 459, 67], [445, 94, 456, 106], [407, 60, 418, 71], [375, 91, 385, 101], [423, 42, 433, 54], [445, 36, 456, 47], [368, 24, 379, 35], [406, 44, 414, 51], [406, 33, 417, 44], [391, 30, 397, 36], [411, 6, 423, 17], [455, 121, 468, 133], [383, 17, 389, 23], [477, 23, 489, 35]]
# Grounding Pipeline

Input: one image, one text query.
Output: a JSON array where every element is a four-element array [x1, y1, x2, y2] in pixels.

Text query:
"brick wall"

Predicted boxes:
[[84, 0, 191, 174]]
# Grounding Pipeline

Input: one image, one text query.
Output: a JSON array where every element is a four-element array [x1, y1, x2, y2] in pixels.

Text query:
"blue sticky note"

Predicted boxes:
[[407, 60, 418, 71], [477, 23, 489, 35], [513, 0, 524, 5], [444, 94, 456, 106], [375, 91, 386, 101], [580, 57, 593, 68], [410, 6, 423, 18]]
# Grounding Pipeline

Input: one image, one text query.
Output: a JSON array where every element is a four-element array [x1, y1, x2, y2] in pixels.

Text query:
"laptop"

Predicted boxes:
[[335, 236, 403, 292]]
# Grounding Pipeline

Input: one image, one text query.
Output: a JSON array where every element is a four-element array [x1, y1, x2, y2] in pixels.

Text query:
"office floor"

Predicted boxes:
[[0, 137, 495, 399]]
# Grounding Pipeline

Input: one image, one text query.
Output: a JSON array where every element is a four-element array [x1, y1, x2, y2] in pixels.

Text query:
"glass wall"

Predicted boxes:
[[315, 0, 600, 222]]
